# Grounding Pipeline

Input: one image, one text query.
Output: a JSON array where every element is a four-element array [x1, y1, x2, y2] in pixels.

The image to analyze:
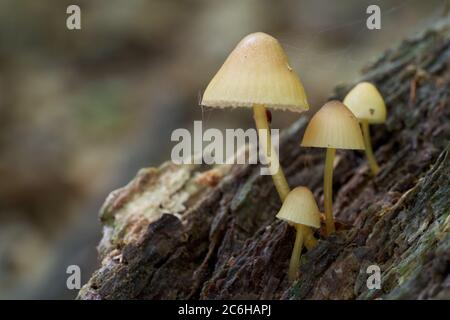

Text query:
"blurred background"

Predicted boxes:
[[0, 0, 446, 299]]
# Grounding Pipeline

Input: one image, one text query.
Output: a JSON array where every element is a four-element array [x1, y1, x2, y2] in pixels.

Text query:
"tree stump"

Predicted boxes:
[[78, 18, 450, 300]]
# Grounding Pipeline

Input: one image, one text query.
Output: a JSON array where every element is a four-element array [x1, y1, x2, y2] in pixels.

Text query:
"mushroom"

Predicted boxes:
[[301, 101, 364, 235], [276, 186, 321, 281], [343, 82, 387, 175], [201, 32, 317, 249]]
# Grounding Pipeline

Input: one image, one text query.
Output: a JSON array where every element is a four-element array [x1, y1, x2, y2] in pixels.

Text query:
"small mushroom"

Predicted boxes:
[[276, 187, 321, 282], [201, 33, 317, 250], [201, 32, 309, 201], [343, 82, 387, 175], [301, 101, 364, 235]]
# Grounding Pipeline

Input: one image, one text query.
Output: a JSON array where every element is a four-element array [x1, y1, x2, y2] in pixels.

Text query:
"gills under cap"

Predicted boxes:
[[276, 186, 321, 228], [343, 82, 387, 124], [201, 32, 309, 112], [301, 100, 365, 150]]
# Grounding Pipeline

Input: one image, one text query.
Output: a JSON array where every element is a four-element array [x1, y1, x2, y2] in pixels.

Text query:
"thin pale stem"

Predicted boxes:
[[302, 226, 317, 249], [253, 104, 290, 201], [253, 104, 317, 250], [324, 148, 336, 235], [288, 225, 304, 282], [362, 120, 380, 176]]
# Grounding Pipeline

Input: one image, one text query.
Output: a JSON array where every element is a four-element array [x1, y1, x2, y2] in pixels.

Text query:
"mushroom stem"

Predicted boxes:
[[324, 148, 336, 235], [288, 224, 304, 282], [253, 104, 290, 200], [361, 120, 380, 176], [253, 104, 317, 250]]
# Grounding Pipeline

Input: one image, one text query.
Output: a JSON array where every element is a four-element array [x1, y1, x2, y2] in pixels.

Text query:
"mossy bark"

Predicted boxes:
[[78, 18, 450, 300]]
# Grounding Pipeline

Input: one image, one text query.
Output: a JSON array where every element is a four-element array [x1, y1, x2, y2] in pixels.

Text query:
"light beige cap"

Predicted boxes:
[[201, 32, 309, 112], [276, 186, 321, 228], [301, 100, 365, 150], [343, 82, 386, 124]]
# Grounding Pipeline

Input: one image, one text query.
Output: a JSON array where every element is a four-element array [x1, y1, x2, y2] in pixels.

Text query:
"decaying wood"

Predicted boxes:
[[78, 19, 450, 300]]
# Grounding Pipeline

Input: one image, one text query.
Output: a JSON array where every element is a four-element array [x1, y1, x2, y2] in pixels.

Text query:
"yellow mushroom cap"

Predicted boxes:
[[276, 187, 321, 228], [343, 82, 387, 124], [201, 32, 309, 112], [301, 100, 365, 150]]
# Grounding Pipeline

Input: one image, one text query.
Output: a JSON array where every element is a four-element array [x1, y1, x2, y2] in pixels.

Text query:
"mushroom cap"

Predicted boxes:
[[343, 82, 387, 124], [201, 32, 309, 112], [276, 186, 321, 228], [301, 100, 365, 150]]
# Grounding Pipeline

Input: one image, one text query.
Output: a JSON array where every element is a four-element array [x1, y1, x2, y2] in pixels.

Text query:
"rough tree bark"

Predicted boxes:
[[78, 18, 450, 300]]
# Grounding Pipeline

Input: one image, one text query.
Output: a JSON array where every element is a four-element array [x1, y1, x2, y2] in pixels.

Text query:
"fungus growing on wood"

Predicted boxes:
[[301, 101, 364, 235], [201, 32, 317, 249], [343, 82, 387, 175], [276, 187, 321, 281]]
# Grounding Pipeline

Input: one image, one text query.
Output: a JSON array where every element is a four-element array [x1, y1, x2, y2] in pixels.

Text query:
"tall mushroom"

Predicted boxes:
[[201, 32, 317, 249], [301, 101, 364, 235], [343, 82, 387, 175], [276, 186, 321, 281]]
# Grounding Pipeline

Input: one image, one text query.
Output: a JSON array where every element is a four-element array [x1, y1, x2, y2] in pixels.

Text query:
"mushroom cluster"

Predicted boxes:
[[201, 33, 387, 282]]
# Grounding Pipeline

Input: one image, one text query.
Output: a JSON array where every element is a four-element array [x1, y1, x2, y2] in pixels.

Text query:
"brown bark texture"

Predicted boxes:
[[78, 19, 450, 300]]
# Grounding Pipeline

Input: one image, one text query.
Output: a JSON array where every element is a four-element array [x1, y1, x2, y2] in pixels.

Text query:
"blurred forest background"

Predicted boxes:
[[0, 0, 446, 299]]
